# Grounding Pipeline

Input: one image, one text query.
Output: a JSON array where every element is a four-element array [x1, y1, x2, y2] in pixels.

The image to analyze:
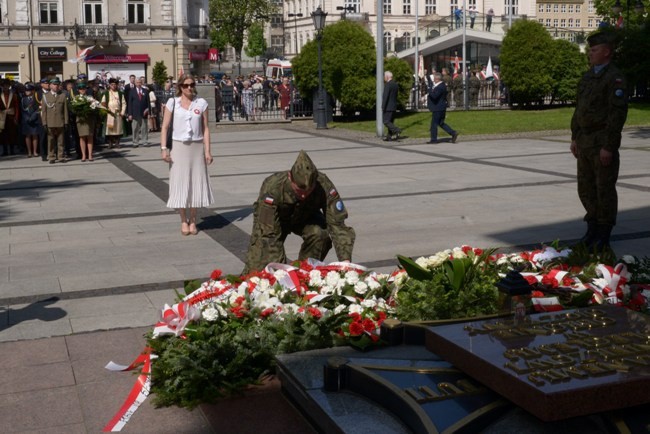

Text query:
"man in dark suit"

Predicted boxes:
[[382, 71, 401, 141], [127, 77, 150, 147], [427, 72, 458, 144]]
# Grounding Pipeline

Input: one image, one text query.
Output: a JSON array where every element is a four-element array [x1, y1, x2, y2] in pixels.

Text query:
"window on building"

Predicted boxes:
[[468, 0, 476, 6], [576, 18, 581, 26], [450, 0, 458, 9], [270, 15, 282, 28], [383, 31, 392, 53], [538, 18, 544, 24], [596, 19, 601, 26], [538, 4, 544, 13], [271, 35, 283, 47], [39, 1, 58, 24], [568, 18, 573, 27], [588, 1, 594, 13], [560, 18, 566, 26], [504, 0, 518, 15], [425, 0, 436, 14], [568, 4, 574, 12], [344, 0, 361, 13], [588, 18, 593, 27], [545, 4, 550, 12], [560, 4, 566, 12], [127, 0, 145, 24], [546, 18, 551, 26], [576, 5, 581, 12], [553, 18, 558, 27], [553, 4, 558, 12], [384, 0, 392, 14], [83, 0, 103, 24], [404, 0, 411, 14]]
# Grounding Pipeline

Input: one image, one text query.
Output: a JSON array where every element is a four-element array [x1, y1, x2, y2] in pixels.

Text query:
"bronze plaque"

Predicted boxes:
[[425, 305, 650, 421]]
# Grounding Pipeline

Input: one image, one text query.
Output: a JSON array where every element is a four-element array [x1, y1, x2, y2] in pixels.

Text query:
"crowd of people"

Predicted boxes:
[[0, 74, 176, 161], [214, 74, 296, 122]]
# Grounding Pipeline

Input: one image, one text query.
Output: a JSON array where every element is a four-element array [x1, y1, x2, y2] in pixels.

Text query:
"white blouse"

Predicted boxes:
[[165, 97, 208, 142]]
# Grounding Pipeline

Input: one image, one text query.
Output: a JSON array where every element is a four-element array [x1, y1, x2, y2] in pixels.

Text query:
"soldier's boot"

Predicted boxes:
[[577, 221, 597, 247], [593, 224, 613, 251]]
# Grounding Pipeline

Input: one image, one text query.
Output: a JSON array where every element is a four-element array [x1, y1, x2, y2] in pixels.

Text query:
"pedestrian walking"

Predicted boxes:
[[382, 71, 401, 141], [427, 72, 458, 144]]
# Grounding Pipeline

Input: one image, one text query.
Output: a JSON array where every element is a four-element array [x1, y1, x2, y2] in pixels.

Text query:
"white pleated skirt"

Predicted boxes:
[[166, 140, 214, 209]]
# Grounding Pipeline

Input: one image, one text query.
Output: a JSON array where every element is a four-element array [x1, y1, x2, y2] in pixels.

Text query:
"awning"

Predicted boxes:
[[86, 54, 150, 64]]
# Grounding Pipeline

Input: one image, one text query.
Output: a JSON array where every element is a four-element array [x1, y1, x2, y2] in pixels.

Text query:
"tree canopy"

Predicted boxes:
[[152, 61, 168, 87], [244, 22, 267, 59], [548, 38, 588, 103], [209, 0, 276, 62], [292, 20, 412, 115], [500, 20, 556, 106]]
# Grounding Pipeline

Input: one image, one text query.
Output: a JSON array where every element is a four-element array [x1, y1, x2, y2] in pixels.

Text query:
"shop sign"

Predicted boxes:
[[38, 47, 67, 60], [189, 52, 209, 61], [86, 54, 150, 63]]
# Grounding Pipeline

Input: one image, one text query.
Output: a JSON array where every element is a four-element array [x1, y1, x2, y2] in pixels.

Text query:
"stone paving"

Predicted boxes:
[[0, 121, 648, 432]]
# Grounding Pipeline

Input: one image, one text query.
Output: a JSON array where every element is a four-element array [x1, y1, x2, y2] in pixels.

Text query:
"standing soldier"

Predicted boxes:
[[41, 78, 69, 164], [570, 31, 627, 250], [243, 150, 355, 274], [469, 69, 481, 107], [452, 73, 464, 109]]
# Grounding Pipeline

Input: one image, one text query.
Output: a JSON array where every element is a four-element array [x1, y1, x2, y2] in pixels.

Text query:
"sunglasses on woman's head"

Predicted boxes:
[[181, 83, 196, 89]]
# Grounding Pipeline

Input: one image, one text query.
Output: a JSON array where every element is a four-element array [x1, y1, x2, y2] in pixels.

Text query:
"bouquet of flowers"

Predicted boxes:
[[69, 94, 107, 121]]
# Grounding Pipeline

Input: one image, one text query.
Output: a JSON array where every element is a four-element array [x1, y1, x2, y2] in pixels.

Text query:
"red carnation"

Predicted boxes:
[[307, 307, 322, 319], [349, 321, 364, 336], [524, 275, 538, 286], [362, 318, 376, 332], [531, 290, 545, 298], [210, 269, 223, 280]]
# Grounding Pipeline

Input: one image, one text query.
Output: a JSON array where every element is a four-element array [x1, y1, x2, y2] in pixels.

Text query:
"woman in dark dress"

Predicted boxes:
[[20, 82, 42, 158], [74, 82, 98, 161]]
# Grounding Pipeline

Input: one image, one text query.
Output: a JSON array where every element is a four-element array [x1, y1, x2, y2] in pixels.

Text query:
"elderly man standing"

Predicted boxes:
[[570, 31, 627, 251], [243, 150, 355, 274], [382, 71, 401, 142], [41, 78, 69, 164], [127, 77, 150, 148]]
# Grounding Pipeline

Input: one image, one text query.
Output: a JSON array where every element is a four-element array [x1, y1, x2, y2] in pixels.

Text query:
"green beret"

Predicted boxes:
[[291, 150, 318, 190], [77, 81, 87, 89], [587, 31, 616, 47]]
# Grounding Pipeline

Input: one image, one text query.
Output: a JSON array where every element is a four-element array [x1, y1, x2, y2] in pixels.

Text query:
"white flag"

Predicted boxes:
[[486, 56, 494, 79]]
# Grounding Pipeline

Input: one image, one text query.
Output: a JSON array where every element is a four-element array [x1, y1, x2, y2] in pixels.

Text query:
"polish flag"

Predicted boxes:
[[68, 45, 95, 63], [453, 55, 460, 79], [532, 296, 563, 312]]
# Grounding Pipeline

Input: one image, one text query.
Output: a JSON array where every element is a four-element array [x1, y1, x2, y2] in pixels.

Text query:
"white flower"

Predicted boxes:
[[496, 256, 510, 266], [415, 257, 428, 268], [361, 298, 377, 309], [202, 307, 220, 321], [273, 269, 289, 280], [334, 304, 348, 315], [309, 270, 323, 286], [622, 255, 636, 264], [349, 304, 363, 314], [367, 279, 381, 290], [257, 278, 272, 293], [326, 271, 343, 288], [319, 285, 334, 295], [281, 303, 300, 314], [451, 247, 467, 259], [354, 281, 369, 295], [393, 271, 408, 287], [345, 270, 360, 285]]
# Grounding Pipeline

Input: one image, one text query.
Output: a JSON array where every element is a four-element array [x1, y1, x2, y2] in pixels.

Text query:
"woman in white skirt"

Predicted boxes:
[[160, 73, 214, 235]]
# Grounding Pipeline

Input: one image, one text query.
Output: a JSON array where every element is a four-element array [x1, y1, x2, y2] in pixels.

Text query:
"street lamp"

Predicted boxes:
[[288, 13, 303, 55], [612, 0, 645, 24], [311, 6, 328, 129]]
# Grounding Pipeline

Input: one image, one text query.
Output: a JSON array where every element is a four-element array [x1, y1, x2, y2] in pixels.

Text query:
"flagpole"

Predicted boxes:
[[462, 0, 468, 110], [376, 0, 384, 138], [414, 0, 419, 110]]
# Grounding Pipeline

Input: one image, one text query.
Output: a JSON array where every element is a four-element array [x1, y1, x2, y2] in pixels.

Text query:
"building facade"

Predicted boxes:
[[0, 0, 210, 83]]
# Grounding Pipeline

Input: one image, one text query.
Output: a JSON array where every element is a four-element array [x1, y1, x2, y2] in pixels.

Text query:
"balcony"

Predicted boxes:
[[185, 25, 208, 40], [71, 24, 117, 42]]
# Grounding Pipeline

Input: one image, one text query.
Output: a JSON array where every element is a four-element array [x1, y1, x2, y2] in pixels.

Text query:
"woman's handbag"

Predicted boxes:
[[166, 98, 175, 150]]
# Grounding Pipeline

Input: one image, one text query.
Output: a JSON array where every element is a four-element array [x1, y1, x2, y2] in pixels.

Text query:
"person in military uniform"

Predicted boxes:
[[570, 31, 627, 250], [243, 151, 356, 274], [469, 69, 481, 107], [41, 78, 69, 163], [452, 73, 464, 109]]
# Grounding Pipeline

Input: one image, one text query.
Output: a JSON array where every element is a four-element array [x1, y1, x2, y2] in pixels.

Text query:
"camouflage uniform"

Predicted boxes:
[[469, 73, 481, 107], [452, 75, 464, 108], [243, 151, 355, 274], [570, 32, 627, 247]]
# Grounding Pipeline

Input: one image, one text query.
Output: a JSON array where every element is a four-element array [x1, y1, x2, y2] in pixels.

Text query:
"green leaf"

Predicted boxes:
[[397, 254, 434, 281], [184, 279, 202, 295]]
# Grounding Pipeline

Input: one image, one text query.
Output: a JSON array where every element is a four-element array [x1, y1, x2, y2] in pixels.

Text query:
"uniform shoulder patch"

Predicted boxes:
[[615, 89, 624, 97], [264, 196, 274, 205], [329, 188, 338, 197], [335, 200, 345, 212]]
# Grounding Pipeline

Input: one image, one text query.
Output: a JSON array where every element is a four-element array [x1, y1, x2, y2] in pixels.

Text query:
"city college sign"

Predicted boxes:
[[38, 47, 67, 60]]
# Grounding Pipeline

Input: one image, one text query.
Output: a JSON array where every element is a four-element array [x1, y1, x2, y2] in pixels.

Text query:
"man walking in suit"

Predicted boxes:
[[41, 78, 69, 163], [382, 71, 401, 141], [127, 77, 150, 148], [427, 72, 458, 144]]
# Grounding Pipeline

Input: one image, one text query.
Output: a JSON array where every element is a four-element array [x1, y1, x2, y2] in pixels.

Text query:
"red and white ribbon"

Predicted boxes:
[[265, 263, 306, 295], [152, 301, 201, 337], [103, 349, 156, 432], [589, 263, 631, 304], [532, 296, 563, 312]]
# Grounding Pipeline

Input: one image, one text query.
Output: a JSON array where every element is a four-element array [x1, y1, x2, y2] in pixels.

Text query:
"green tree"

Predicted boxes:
[[152, 61, 168, 87], [209, 0, 276, 62], [500, 20, 555, 106], [594, 0, 648, 28], [616, 25, 650, 98], [244, 22, 267, 59], [548, 38, 587, 103], [292, 20, 377, 115]]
